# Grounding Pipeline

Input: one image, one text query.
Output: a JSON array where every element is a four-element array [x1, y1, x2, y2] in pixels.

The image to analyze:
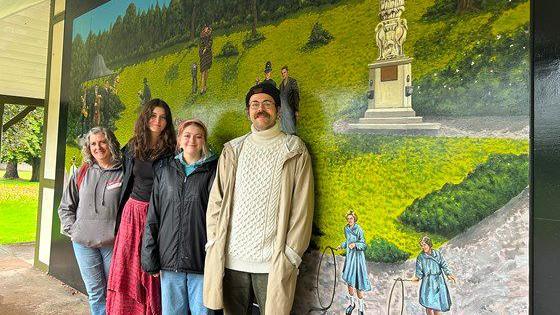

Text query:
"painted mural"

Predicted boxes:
[[65, 0, 529, 313]]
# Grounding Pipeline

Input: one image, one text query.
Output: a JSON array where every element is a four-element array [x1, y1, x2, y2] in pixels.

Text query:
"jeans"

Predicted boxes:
[[161, 270, 207, 315], [72, 242, 112, 315]]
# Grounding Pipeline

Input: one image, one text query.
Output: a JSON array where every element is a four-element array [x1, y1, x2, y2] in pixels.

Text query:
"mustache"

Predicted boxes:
[[254, 111, 271, 119]]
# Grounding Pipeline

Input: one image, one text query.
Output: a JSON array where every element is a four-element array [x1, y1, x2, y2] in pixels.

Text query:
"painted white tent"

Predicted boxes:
[[0, 0, 50, 100]]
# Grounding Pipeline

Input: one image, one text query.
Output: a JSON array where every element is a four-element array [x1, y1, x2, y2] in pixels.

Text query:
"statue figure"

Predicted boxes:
[[375, 23, 385, 58], [395, 19, 408, 56], [80, 88, 89, 135], [380, 0, 404, 20], [376, 0, 408, 60], [93, 85, 102, 126]]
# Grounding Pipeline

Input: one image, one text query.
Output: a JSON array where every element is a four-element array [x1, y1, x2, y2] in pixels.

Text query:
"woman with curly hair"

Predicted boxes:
[[107, 99, 176, 315], [58, 127, 123, 315]]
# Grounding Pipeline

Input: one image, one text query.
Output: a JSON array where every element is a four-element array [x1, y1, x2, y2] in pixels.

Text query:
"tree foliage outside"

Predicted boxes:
[[399, 154, 528, 237], [365, 237, 410, 263], [0, 105, 44, 181], [0, 170, 38, 243]]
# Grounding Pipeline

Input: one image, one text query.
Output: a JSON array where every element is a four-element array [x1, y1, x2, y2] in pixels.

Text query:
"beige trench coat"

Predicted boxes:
[[203, 132, 314, 314]]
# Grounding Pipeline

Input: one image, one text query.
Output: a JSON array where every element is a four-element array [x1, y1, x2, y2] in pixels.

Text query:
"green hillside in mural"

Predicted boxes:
[[66, 0, 530, 255]]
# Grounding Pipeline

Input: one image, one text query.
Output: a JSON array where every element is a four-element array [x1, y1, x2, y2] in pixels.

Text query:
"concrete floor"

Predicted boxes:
[[0, 243, 89, 314]]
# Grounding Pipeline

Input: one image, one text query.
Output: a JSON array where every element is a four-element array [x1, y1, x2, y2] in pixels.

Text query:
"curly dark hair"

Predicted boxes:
[[131, 98, 176, 161]]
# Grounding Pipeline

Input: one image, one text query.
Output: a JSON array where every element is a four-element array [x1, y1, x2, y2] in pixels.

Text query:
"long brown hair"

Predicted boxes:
[[131, 98, 176, 161]]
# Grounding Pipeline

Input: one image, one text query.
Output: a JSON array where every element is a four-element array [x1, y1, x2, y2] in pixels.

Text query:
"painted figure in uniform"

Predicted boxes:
[[261, 61, 277, 87]]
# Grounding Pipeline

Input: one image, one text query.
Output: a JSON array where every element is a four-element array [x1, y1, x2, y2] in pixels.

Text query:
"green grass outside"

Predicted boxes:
[[65, 0, 530, 255], [0, 170, 38, 244]]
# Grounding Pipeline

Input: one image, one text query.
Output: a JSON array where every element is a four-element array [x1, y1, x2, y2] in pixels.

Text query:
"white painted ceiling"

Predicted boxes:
[[0, 0, 50, 100]]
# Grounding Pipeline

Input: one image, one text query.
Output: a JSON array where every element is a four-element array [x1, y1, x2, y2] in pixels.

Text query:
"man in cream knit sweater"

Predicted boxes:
[[203, 83, 315, 314]]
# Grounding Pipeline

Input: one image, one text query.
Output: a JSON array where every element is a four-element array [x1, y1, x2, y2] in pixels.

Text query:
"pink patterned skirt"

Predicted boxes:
[[107, 198, 161, 315]]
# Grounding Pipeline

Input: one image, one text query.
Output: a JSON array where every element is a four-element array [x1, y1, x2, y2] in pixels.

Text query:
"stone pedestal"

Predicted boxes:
[[349, 57, 440, 134]]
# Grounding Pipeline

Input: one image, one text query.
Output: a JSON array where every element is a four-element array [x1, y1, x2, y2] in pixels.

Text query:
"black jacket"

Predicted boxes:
[[116, 144, 134, 234], [116, 143, 172, 234], [280, 76, 300, 113], [141, 155, 218, 274]]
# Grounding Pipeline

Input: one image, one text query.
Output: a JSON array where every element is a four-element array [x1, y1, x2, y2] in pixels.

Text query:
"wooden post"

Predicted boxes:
[[0, 103, 4, 157]]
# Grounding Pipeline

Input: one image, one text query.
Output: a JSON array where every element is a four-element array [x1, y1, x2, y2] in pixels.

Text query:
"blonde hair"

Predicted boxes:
[[176, 119, 209, 156], [345, 210, 358, 222], [420, 235, 433, 248]]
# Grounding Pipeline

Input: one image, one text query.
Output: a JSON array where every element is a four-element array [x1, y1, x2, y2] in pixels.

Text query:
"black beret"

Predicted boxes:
[[245, 83, 281, 108]]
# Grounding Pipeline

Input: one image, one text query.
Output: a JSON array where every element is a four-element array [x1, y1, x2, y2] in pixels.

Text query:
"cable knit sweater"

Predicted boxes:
[[225, 122, 286, 273]]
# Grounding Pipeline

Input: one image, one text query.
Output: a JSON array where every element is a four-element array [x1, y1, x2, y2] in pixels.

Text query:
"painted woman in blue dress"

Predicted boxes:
[[336, 210, 371, 315], [411, 235, 457, 315]]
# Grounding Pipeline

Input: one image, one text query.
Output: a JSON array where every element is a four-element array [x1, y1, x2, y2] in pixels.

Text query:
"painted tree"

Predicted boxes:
[[457, 0, 477, 13], [122, 3, 139, 54], [168, 0, 185, 39], [180, 0, 199, 42], [1, 105, 44, 181], [67, 34, 90, 143], [71, 0, 312, 68], [251, 0, 258, 36]]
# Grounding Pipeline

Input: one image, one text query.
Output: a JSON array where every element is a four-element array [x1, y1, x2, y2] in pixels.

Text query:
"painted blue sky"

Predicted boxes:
[[73, 0, 171, 39]]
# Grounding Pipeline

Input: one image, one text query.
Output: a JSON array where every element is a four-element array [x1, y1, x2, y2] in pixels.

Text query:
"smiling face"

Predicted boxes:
[[148, 106, 168, 136], [248, 93, 278, 131], [179, 124, 206, 159], [89, 132, 111, 165], [346, 214, 356, 226]]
